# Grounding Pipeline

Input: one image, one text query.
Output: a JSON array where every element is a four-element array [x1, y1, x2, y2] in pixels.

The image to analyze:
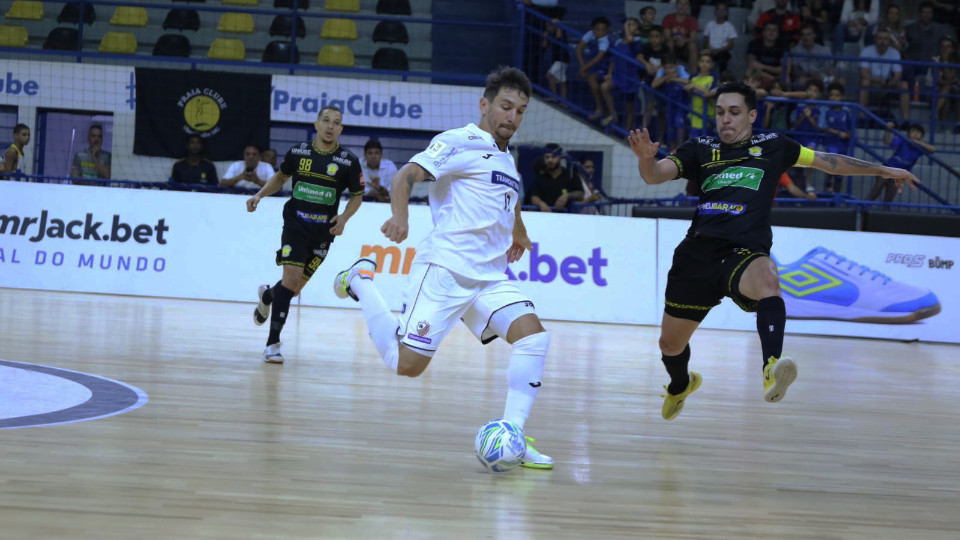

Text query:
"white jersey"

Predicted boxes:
[[409, 123, 520, 281]]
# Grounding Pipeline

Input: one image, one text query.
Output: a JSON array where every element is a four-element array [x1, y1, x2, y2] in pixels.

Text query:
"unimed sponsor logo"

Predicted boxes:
[[0, 211, 169, 244], [359, 243, 608, 286]]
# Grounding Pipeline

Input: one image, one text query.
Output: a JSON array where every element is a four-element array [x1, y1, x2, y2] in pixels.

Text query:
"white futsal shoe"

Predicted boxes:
[[333, 258, 377, 302], [253, 284, 270, 326], [519, 436, 554, 469], [262, 342, 284, 364]]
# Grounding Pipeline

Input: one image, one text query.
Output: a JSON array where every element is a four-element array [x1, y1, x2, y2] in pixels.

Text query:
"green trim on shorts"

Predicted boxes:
[[665, 300, 714, 311]]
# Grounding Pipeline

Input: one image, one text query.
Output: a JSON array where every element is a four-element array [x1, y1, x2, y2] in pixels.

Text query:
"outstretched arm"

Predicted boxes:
[[810, 151, 921, 192], [381, 162, 430, 243], [628, 128, 680, 185], [507, 197, 534, 263]]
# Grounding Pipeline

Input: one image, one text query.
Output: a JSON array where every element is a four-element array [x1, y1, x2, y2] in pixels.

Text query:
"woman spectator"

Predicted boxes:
[[866, 4, 907, 54]]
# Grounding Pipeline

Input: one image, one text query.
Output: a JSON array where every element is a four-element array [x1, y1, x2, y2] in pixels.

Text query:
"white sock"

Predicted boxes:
[[350, 275, 399, 372], [502, 332, 549, 431]]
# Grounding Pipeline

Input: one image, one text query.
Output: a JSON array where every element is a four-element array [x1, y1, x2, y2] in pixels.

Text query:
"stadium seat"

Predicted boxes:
[[43, 27, 79, 50], [207, 38, 245, 60], [153, 34, 191, 57], [5, 1, 44, 21], [321, 18, 357, 40], [57, 2, 95, 25], [376, 0, 411, 15], [110, 7, 148, 27], [324, 0, 359, 13], [317, 44, 354, 67], [217, 13, 254, 33], [262, 40, 300, 63], [223, 0, 257, 5], [372, 20, 408, 44], [372, 47, 408, 71], [163, 9, 200, 31], [269, 15, 306, 38], [0, 25, 28, 47], [274, 0, 310, 8], [98, 31, 137, 54]]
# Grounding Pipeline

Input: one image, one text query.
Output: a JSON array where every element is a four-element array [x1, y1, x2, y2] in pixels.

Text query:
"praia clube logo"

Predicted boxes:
[[179, 87, 227, 136], [0, 211, 169, 272]]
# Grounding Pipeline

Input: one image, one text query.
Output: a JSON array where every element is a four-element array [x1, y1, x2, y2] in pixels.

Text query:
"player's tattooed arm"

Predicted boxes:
[[811, 151, 921, 190]]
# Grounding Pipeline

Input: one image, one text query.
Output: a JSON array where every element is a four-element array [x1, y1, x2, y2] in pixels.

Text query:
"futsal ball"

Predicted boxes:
[[474, 419, 526, 473]]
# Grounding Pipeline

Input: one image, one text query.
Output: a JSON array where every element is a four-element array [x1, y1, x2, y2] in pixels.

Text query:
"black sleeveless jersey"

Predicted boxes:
[[279, 141, 365, 226], [668, 132, 814, 252]]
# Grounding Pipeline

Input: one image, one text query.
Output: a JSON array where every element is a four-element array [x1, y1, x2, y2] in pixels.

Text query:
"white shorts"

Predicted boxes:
[[547, 61, 568, 83], [398, 263, 533, 354]]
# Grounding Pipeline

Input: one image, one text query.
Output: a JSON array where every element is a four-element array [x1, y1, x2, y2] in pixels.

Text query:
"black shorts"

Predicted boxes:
[[664, 235, 767, 322], [276, 214, 335, 282]]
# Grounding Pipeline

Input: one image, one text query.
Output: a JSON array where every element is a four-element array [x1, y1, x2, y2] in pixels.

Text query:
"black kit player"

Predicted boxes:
[[246, 106, 365, 363], [627, 82, 921, 420]]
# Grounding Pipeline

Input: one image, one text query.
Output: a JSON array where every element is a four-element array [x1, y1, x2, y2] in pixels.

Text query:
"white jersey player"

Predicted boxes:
[[333, 66, 553, 469]]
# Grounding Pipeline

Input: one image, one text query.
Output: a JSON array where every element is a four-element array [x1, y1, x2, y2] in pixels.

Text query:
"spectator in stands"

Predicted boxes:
[[702, 1, 738, 74], [756, 0, 803, 45], [221, 144, 272, 189], [574, 157, 603, 215], [71, 124, 111, 182], [858, 29, 902, 117], [639, 26, 669, 137], [519, 0, 563, 85], [866, 4, 906, 54], [832, 0, 878, 55], [903, 1, 957, 123], [789, 79, 826, 190], [170, 134, 218, 185], [748, 0, 779, 30], [543, 15, 570, 101], [789, 24, 834, 89], [685, 52, 718, 138], [2, 123, 29, 179], [934, 37, 960, 131], [867, 122, 935, 202], [638, 5, 657, 46], [262, 148, 279, 172], [651, 53, 691, 150], [605, 17, 645, 130], [360, 138, 398, 203], [576, 16, 615, 123], [821, 82, 854, 191], [744, 69, 774, 129], [529, 143, 583, 212], [932, 0, 960, 38], [797, 0, 830, 41], [662, 0, 699, 69], [748, 23, 788, 89]]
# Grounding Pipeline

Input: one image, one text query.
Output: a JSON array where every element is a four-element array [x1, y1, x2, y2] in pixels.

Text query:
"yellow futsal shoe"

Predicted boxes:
[[763, 356, 797, 402], [519, 436, 554, 469], [661, 371, 702, 420]]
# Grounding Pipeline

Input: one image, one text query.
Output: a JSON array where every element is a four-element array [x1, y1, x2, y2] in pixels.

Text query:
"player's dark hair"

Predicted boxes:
[[364, 138, 383, 152], [827, 81, 846, 95], [13, 123, 28, 135], [716, 81, 758, 111], [484, 66, 532, 102], [318, 105, 342, 118]]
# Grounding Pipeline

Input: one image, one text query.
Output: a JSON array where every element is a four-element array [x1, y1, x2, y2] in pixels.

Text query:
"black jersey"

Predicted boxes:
[[668, 132, 814, 252], [279, 141, 365, 226]]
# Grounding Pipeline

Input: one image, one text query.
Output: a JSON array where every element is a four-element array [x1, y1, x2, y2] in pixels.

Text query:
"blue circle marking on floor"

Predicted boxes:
[[0, 359, 148, 429]]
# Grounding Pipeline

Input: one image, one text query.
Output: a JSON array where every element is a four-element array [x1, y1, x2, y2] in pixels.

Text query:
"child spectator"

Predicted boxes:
[[685, 52, 718, 138], [604, 17, 645, 129], [662, 0, 699, 69], [543, 17, 571, 101], [639, 26, 669, 135], [790, 79, 826, 191], [651, 54, 690, 149], [867, 123, 935, 202], [576, 16, 615, 122], [820, 82, 854, 192], [702, 1, 738, 74], [638, 6, 657, 46]]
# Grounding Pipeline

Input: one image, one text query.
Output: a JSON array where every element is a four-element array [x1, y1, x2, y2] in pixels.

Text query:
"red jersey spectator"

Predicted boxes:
[[662, 0, 699, 68]]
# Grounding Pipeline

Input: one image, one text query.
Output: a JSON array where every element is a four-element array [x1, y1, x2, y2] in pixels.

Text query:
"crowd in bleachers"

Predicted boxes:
[[1, 0, 417, 69]]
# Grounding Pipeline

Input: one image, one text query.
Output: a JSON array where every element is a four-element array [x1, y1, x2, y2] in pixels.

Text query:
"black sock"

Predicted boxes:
[[267, 283, 294, 346], [261, 280, 282, 305], [662, 345, 691, 395], [757, 296, 786, 368]]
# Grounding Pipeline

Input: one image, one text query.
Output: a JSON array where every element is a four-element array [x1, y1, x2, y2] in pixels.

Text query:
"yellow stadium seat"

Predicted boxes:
[[0, 25, 29, 47], [5, 1, 43, 21], [223, 0, 258, 5], [217, 13, 254, 34], [208, 38, 246, 61], [98, 31, 137, 54], [325, 0, 360, 13], [317, 45, 354, 67], [321, 18, 357, 40], [110, 6, 148, 27]]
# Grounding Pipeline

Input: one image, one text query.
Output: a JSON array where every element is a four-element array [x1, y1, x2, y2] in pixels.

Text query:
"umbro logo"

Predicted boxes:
[[481, 153, 493, 159], [529, 381, 542, 388]]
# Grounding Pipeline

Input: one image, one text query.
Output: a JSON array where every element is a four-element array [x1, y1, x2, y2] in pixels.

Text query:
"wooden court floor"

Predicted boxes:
[[0, 288, 958, 540]]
